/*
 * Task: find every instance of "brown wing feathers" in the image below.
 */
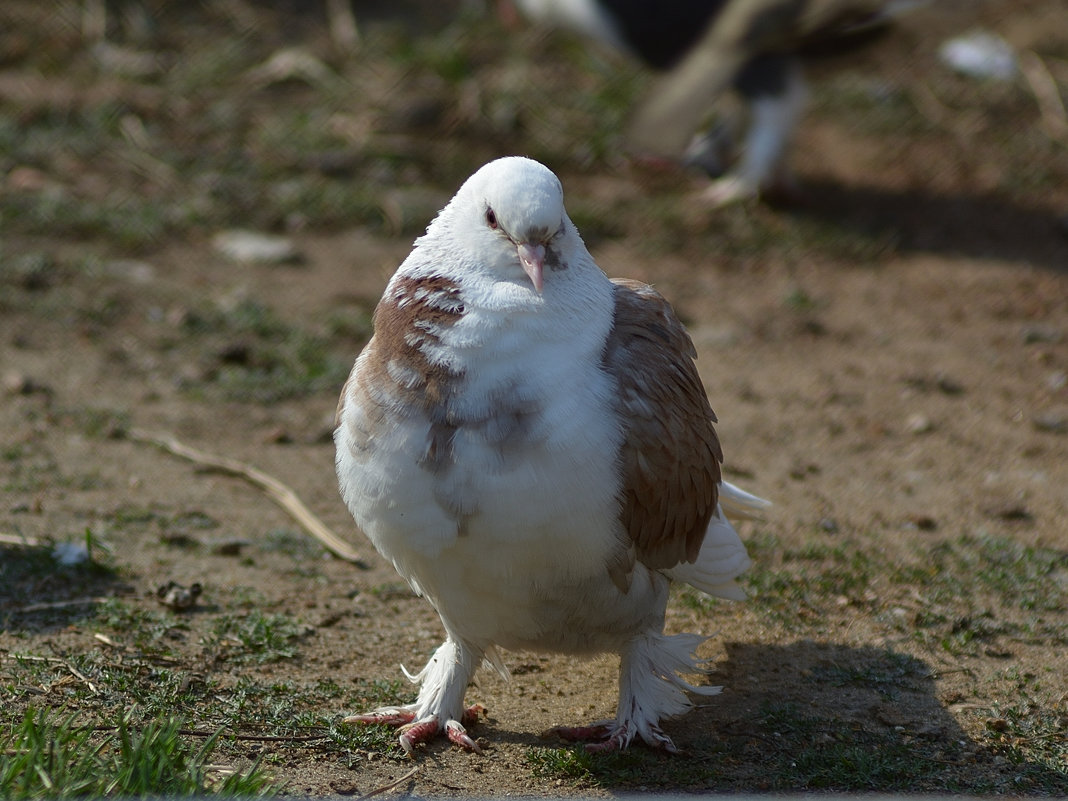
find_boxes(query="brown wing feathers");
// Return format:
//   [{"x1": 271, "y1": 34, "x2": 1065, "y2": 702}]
[{"x1": 604, "y1": 279, "x2": 724, "y2": 571}]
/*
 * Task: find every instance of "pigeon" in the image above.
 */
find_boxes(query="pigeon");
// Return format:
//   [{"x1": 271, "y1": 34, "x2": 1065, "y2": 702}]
[
  {"x1": 334, "y1": 156, "x2": 768, "y2": 754},
  {"x1": 512, "y1": 0, "x2": 921, "y2": 204}
]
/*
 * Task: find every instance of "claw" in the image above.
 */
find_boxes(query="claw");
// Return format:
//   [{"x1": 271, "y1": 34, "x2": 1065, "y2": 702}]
[
  {"x1": 547, "y1": 721, "x2": 679, "y2": 754},
  {"x1": 585, "y1": 731, "x2": 629, "y2": 753},
  {"x1": 445, "y1": 719, "x2": 482, "y2": 753},
  {"x1": 460, "y1": 704, "x2": 486, "y2": 727}
]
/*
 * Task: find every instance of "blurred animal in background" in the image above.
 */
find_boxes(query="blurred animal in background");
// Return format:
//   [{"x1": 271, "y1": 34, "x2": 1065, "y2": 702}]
[{"x1": 511, "y1": 0, "x2": 925, "y2": 205}]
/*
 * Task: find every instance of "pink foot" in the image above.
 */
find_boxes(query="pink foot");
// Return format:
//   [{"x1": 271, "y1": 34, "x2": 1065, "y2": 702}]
[
  {"x1": 546, "y1": 721, "x2": 679, "y2": 754},
  {"x1": 344, "y1": 705, "x2": 486, "y2": 754},
  {"x1": 546, "y1": 722, "x2": 614, "y2": 743}
]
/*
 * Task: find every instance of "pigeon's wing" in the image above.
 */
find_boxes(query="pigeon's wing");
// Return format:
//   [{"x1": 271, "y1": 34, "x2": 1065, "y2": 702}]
[{"x1": 604, "y1": 279, "x2": 723, "y2": 571}]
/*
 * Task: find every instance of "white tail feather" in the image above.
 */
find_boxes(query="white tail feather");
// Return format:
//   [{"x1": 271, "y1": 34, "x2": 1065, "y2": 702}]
[
  {"x1": 720, "y1": 480, "x2": 771, "y2": 519},
  {"x1": 664, "y1": 481, "x2": 768, "y2": 599}
]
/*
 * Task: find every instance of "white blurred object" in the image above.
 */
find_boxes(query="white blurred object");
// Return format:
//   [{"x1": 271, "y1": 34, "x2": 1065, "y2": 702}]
[
  {"x1": 212, "y1": 230, "x2": 300, "y2": 264},
  {"x1": 939, "y1": 30, "x2": 1017, "y2": 80},
  {"x1": 52, "y1": 542, "x2": 90, "y2": 566}
]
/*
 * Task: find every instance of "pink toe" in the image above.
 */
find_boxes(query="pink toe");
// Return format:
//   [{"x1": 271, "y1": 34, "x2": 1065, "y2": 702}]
[
  {"x1": 344, "y1": 709, "x2": 416, "y2": 726},
  {"x1": 445, "y1": 720, "x2": 483, "y2": 753},
  {"x1": 398, "y1": 717, "x2": 440, "y2": 753},
  {"x1": 546, "y1": 723, "x2": 614, "y2": 743}
]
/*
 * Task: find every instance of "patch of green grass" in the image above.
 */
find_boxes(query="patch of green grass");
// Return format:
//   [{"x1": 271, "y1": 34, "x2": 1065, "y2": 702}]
[
  {"x1": 321, "y1": 679, "x2": 413, "y2": 758},
  {"x1": 261, "y1": 528, "x2": 324, "y2": 560},
  {"x1": 981, "y1": 699, "x2": 1068, "y2": 787},
  {"x1": 527, "y1": 746, "x2": 597, "y2": 781},
  {"x1": 755, "y1": 702, "x2": 959, "y2": 792},
  {"x1": 93, "y1": 597, "x2": 166, "y2": 631},
  {"x1": 893, "y1": 534, "x2": 1068, "y2": 612},
  {"x1": 813, "y1": 75, "x2": 930, "y2": 138},
  {"x1": 179, "y1": 297, "x2": 350, "y2": 402},
  {"x1": 329, "y1": 718, "x2": 406, "y2": 758},
  {"x1": 741, "y1": 532, "x2": 878, "y2": 629},
  {"x1": 743, "y1": 530, "x2": 1067, "y2": 651},
  {"x1": 811, "y1": 649, "x2": 928, "y2": 691},
  {"x1": 526, "y1": 745, "x2": 659, "y2": 786},
  {"x1": 0, "y1": 187, "x2": 176, "y2": 250},
  {"x1": 67, "y1": 405, "x2": 131, "y2": 440},
  {"x1": 205, "y1": 611, "x2": 311, "y2": 664},
  {"x1": 90, "y1": 597, "x2": 192, "y2": 660},
  {"x1": 888, "y1": 534, "x2": 1068, "y2": 655},
  {"x1": 0, "y1": 531, "x2": 119, "y2": 629},
  {"x1": 783, "y1": 736, "x2": 940, "y2": 790},
  {"x1": 0, "y1": 708, "x2": 273, "y2": 799}
]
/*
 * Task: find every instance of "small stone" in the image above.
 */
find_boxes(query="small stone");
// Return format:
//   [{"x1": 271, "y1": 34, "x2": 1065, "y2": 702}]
[
  {"x1": 103, "y1": 259, "x2": 156, "y2": 284},
  {"x1": 211, "y1": 539, "x2": 251, "y2": 556},
  {"x1": 1032, "y1": 411, "x2": 1068, "y2": 434},
  {"x1": 983, "y1": 502, "x2": 1033, "y2": 522},
  {"x1": 263, "y1": 426, "x2": 293, "y2": 444},
  {"x1": 1022, "y1": 326, "x2": 1063, "y2": 345},
  {"x1": 91, "y1": 41, "x2": 164, "y2": 78},
  {"x1": 6, "y1": 165, "x2": 50, "y2": 192},
  {"x1": 936, "y1": 374, "x2": 965, "y2": 395},
  {"x1": 905, "y1": 413, "x2": 934, "y2": 434},
  {"x1": 939, "y1": 31, "x2": 1017, "y2": 80},
  {"x1": 3, "y1": 371, "x2": 33, "y2": 395},
  {"x1": 909, "y1": 515, "x2": 938, "y2": 531},
  {"x1": 212, "y1": 229, "x2": 301, "y2": 264},
  {"x1": 328, "y1": 780, "x2": 360, "y2": 796}
]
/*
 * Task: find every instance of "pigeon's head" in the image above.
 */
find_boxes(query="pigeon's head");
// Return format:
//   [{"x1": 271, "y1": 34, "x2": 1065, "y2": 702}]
[{"x1": 435, "y1": 156, "x2": 572, "y2": 294}]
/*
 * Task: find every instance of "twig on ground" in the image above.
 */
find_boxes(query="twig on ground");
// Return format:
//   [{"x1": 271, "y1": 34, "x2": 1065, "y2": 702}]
[
  {"x1": 11, "y1": 598, "x2": 108, "y2": 614},
  {"x1": 355, "y1": 765, "x2": 421, "y2": 801},
  {"x1": 178, "y1": 729, "x2": 330, "y2": 743},
  {"x1": 83, "y1": 724, "x2": 331, "y2": 743},
  {"x1": 0, "y1": 533, "x2": 42, "y2": 547},
  {"x1": 5, "y1": 654, "x2": 100, "y2": 693},
  {"x1": 127, "y1": 428, "x2": 366, "y2": 565}
]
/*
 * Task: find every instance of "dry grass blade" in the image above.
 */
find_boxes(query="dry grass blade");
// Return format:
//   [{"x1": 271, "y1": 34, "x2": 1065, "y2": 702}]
[
  {"x1": 127, "y1": 428, "x2": 366, "y2": 565},
  {"x1": 0, "y1": 533, "x2": 42, "y2": 547},
  {"x1": 1019, "y1": 50, "x2": 1068, "y2": 145}
]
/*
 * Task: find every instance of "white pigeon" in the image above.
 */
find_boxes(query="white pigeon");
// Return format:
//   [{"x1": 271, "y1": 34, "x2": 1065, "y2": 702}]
[{"x1": 334, "y1": 156, "x2": 768, "y2": 754}]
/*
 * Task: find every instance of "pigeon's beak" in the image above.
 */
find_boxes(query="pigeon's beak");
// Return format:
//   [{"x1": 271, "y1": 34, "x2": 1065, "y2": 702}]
[{"x1": 517, "y1": 242, "x2": 545, "y2": 293}]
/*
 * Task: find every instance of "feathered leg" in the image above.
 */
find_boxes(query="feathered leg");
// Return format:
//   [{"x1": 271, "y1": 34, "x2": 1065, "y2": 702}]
[
  {"x1": 704, "y1": 56, "x2": 807, "y2": 206},
  {"x1": 345, "y1": 638, "x2": 484, "y2": 753},
  {"x1": 548, "y1": 631, "x2": 720, "y2": 752}
]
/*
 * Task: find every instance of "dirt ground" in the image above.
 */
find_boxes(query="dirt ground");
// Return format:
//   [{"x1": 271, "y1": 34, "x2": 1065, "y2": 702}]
[{"x1": 1, "y1": 0, "x2": 1067, "y2": 797}]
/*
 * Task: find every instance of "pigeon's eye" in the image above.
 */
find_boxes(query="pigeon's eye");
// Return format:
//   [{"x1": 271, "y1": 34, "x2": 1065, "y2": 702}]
[{"x1": 485, "y1": 208, "x2": 498, "y2": 230}]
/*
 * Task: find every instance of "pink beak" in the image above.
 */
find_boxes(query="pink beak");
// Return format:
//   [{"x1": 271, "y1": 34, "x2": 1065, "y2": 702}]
[{"x1": 517, "y1": 242, "x2": 545, "y2": 293}]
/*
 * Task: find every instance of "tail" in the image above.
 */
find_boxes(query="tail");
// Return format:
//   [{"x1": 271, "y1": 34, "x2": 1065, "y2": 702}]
[
  {"x1": 664, "y1": 481, "x2": 770, "y2": 600},
  {"x1": 720, "y1": 480, "x2": 772, "y2": 520}
]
